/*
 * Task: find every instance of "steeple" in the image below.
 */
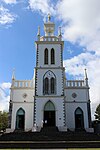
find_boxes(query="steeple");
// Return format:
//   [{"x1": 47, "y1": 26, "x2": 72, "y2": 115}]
[
  {"x1": 44, "y1": 14, "x2": 55, "y2": 36},
  {"x1": 12, "y1": 68, "x2": 15, "y2": 80},
  {"x1": 37, "y1": 26, "x2": 40, "y2": 41},
  {"x1": 11, "y1": 68, "x2": 15, "y2": 87},
  {"x1": 85, "y1": 68, "x2": 88, "y2": 86},
  {"x1": 58, "y1": 27, "x2": 62, "y2": 41},
  {"x1": 58, "y1": 27, "x2": 62, "y2": 36}
]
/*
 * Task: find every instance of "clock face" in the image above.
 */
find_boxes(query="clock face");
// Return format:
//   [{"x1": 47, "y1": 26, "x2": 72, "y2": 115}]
[
  {"x1": 23, "y1": 93, "x2": 27, "y2": 98},
  {"x1": 72, "y1": 93, "x2": 77, "y2": 98}
]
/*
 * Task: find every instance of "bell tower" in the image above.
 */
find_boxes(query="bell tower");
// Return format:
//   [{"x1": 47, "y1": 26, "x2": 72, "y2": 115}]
[
  {"x1": 44, "y1": 14, "x2": 55, "y2": 36},
  {"x1": 34, "y1": 14, "x2": 67, "y2": 131}
]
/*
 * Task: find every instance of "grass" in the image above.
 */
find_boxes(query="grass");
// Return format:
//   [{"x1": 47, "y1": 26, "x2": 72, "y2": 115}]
[
  {"x1": 68, "y1": 149, "x2": 100, "y2": 150},
  {"x1": 0, "y1": 148, "x2": 100, "y2": 150}
]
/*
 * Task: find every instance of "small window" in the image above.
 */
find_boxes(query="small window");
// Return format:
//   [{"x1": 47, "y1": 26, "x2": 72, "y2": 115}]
[
  {"x1": 51, "y1": 48, "x2": 55, "y2": 64},
  {"x1": 51, "y1": 77, "x2": 55, "y2": 94},
  {"x1": 44, "y1": 48, "x2": 48, "y2": 64},
  {"x1": 44, "y1": 77, "x2": 49, "y2": 94}
]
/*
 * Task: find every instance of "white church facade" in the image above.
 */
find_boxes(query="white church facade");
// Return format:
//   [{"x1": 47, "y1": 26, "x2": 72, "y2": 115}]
[{"x1": 8, "y1": 15, "x2": 93, "y2": 132}]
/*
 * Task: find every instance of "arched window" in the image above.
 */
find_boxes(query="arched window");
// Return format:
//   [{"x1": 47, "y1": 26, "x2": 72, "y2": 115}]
[
  {"x1": 44, "y1": 77, "x2": 49, "y2": 94},
  {"x1": 75, "y1": 107, "x2": 84, "y2": 129},
  {"x1": 51, "y1": 48, "x2": 55, "y2": 64},
  {"x1": 44, "y1": 101, "x2": 55, "y2": 111},
  {"x1": 43, "y1": 71, "x2": 56, "y2": 95},
  {"x1": 44, "y1": 48, "x2": 48, "y2": 64},
  {"x1": 16, "y1": 108, "x2": 25, "y2": 130},
  {"x1": 51, "y1": 77, "x2": 55, "y2": 94}
]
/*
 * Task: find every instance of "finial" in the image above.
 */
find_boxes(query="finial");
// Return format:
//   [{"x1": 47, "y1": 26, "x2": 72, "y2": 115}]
[
  {"x1": 12, "y1": 68, "x2": 15, "y2": 80},
  {"x1": 85, "y1": 68, "x2": 88, "y2": 86},
  {"x1": 48, "y1": 13, "x2": 51, "y2": 22},
  {"x1": 58, "y1": 27, "x2": 62, "y2": 36},
  {"x1": 37, "y1": 26, "x2": 40, "y2": 41},
  {"x1": 37, "y1": 26, "x2": 40, "y2": 36},
  {"x1": 85, "y1": 68, "x2": 88, "y2": 79}
]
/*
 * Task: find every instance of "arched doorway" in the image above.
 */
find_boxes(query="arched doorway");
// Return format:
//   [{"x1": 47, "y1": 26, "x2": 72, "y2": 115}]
[
  {"x1": 44, "y1": 101, "x2": 56, "y2": 127},
  {"x1": 16, "y1": 108, "x2": 25, "y2": 130},
  {"x1": 75, "y1": 107, "x2": 84, "y2": 129}
]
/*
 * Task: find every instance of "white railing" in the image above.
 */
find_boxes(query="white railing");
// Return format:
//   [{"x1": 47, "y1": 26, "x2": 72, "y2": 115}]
[
  {"x1": 67, "y1": 80, "x2": 85, "y2": 87},
  {"x1": 12, "y1": 80, "x2": 33, "y2": 88},
  {"x1": 40, "y1": 36, "x2": 61, "y2": 42}
]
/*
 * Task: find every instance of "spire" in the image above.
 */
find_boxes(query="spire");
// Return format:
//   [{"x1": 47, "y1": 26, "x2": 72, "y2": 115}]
[
  {"x1": 12, "y1": 68, "x2": 15, "y2": 80},
  {"x1": 37, "y1": 26, "x2": 40, "y2": 41},
  {"x1": 11, "y1": 68, "x2": 15, "y2": 87},
  {"x1": 85, "y1": 68, "x2": 88, "y2": 86},
  {"x1": 58, "y1": 26, "x2": 62, "y2": 41},
  {"x1": 37, "y1": 26, "x2": 40, "y2": 36},
  {"x1": 58, "y1": 27, "x2": 62, "y2": 36},
  {"x1": 85, "y1": 68, "x2": 88, "y2": 79}
]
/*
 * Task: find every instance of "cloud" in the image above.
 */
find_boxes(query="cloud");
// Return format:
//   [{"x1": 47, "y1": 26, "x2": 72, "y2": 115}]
[
  {"x1": 56, "y1": 0, "x2": 100, "y2": 119},
  {"x1": 28, "y1": 0, "x2": 55, "y2": 16},
  {"x1": 0, "y1": 5, "x2": 17, "y2": 25},
  {"x1": 0, "y1": 82, "x2": 11, "y2": 112},
  {"x1": 1, "y1": 82, "x2": 11, "y2": 89},
  {"x1": 64, "y1": 52, "x2": 100, "y2": 119},
  {"x1": 2, "y1": 0, "x2": 17, "y2": 4},
  {"x1": 67, "y1": 48, "x2": 74, "y2": 55},
  {"x1": 57, "y1": 0, "x2": 100, "y2": 54}
]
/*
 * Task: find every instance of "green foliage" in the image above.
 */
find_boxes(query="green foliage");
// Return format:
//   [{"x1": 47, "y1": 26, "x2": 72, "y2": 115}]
[
  {"x1": 95, "y1": 104, "x2": 100, "y2": 120},
  {"x1": 0, "y1": 111, "x2": 8, "y2": 131}
]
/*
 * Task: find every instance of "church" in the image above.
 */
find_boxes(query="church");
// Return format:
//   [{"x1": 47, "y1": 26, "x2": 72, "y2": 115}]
[{"x1": 8, "y1": 15, "x2": 93, "y2": 132}]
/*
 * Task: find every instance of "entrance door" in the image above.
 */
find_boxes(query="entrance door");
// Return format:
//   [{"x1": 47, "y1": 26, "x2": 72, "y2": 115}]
[
  {"x1": 44, "y1": 110, "x2": 55, "y2": 126},
  {"x1": 16, "y1": 108, "x2": 25, "y2": 130},
  {"x1": 44, "y1": 101, "x2": 56, "y2": 127},
  {"x1": 75, "y1": 107, "x2": 84, "y2": 129}
]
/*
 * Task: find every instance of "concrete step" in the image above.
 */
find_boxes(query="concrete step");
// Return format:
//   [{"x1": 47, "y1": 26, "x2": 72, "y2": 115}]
[
  {"x1": 40, "y1": 126, "x2": 59, "y2": 133},
  {"x1": 0, "y1": 131, "x2": 100, "y2": 141}
]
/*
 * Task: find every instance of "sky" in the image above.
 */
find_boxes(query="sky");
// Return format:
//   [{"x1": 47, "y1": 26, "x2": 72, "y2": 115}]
[{"x1": 0, "y1": 0, "x2": 100, "y2": 120}]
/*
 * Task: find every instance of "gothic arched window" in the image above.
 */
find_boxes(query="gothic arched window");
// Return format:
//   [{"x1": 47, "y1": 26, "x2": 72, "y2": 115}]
[
  {"x1": 51, "y1": 77, "x2": 55, "y2": 94},
  {"x1": 43, "y1": 71, "x2": 56, "y2": 95},
  {"x1": 75, "y1": 107, "x2": 84, "y2": 129},
  {"x1": 16, "y1": 108, "x2": 25, "y2": 130},
  {"x1": 44, "y1": 48, "x2": 48, "y2": 64},
  {"x1": 44, "y1": 77, "x2": 49, "y2": 94},
  {"x1": 51, "y1": 48, "x2": 55, "y2": 64}
]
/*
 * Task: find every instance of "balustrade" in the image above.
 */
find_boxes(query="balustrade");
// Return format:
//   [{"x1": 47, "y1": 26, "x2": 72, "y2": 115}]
[
  {"x1": 67, "y1": 80, "x2": 85, "y2": 87},
  {"x1": 40, "y1": 36, "x2": 61, "y2": 42},
  {"x1": 12, "y1": 80, "x2": 33, "y2": 88}
]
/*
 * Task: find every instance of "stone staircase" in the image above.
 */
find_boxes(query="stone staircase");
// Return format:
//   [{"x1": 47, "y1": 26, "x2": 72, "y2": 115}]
[
  {"x1": 40, "y1": 126, "x2": 59, "y2": 133},
  {"x1": 0, "y1": 130, "x2": 100, "y2": 148}
]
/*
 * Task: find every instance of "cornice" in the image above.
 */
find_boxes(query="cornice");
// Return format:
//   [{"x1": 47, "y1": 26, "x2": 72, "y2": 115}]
[
  {"x1": 35, "y1": 66, "x2": 65, "y2": 70},
  {"x1": 12, "y1": 101, "x2": 34, "y2": 103},
  {"x1": 35, "y1": 41, "x2": 64, "y2": 45},
  {"x1": 65, "y1": 87, "x2": 90, "y2": 89},
  {"x1": 34, "y1": 95, "x2": 64, "y2": 98},
  {"x1": 65, "y1": 101, "x2": 89, "y2": 103},
  {"x1": 10, "y1": 87, "x2": 34, "y2": 90}
]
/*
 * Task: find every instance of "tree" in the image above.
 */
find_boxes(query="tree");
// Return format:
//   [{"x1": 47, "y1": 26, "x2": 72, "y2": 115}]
[
  {"x1": 95, "y1": 104, "x2": 100, "y2": 120},
  {"x1": 0, "y1": 111, "x2": 8, "y2": 131}
]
